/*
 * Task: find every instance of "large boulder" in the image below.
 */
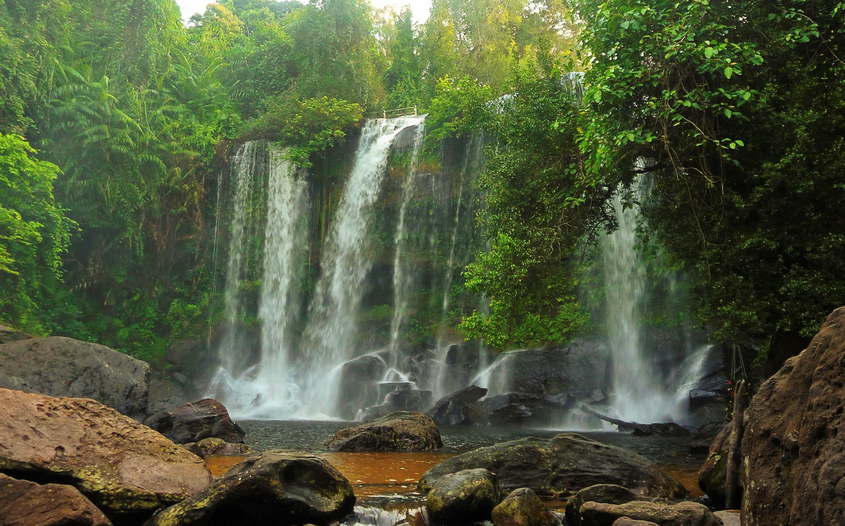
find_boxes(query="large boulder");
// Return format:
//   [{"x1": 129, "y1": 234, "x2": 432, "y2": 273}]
[
  {"x1": 697, "y1": 424, "x2": 731, "y2": 508},
  {"x1": 0, "y1": 473, "x2": 112, "y2": 526},
  {"x1": 0, "y1": 336, "x2": 150, "y2": 419},
  {"x1": 426, "y1": 468, "x2": 500, "y2": 525},
  {"x1": 419, "y1": 434, "x2": 686, "y2": 500},
  {"x1": 492, "y1": 488, "x2": 555, "y2": 526},
  {"x1": 578, "y1": 501, "x2": 722, "y2": 526},
  {"x1": 337, "y1": 353, "x2": 388, "y2": 420},
  {"x1": 483, "y1": 340, "x2": 610, "y2": 397},
  {"x1": 0, "y1": 388, "x2": 213, "y2": 519},
  {"x1": 426, "y1": 385, "x2": 488, "y2": 426},
  {"x1": 478, "y1": 393, "x2": 569, "y2": 426},
  {"x1": 326, "y1": 411, "x2": 443, "y2": 452},
  {"x1": 145, "y1": 451, "x2": 356, "y2": 526},
  {"x1": 741, "y1": 306, "x2": 845, "y2": 526},
  {"x1": 0, "y1": 324, "x2": 33, "y2": 344},
  {"x1": 145, "y1": 399, "x2": 245, "y2": 444}
]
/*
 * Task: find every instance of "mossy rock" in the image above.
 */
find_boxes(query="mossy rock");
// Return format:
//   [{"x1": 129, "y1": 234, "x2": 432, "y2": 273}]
[
  {"x1": 492, "y1": 488, "x2": 554, "y2": 526},
  {"x1": 427, "y1": 468, "x2": 500, "y2": 525}
]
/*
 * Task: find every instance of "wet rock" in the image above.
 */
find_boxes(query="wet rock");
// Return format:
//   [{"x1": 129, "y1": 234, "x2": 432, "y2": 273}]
[
  {"x1": 485, "y1": 339, "x2": 610, "y2": 397},
  {"x1": 337, "y1": 353, "x2": 388, "y2": 420},
  {"x1": 611, "y1": 520, "x2": 659, "y2": 526},
  {"x1": 0, "y1": 337, "x2": 150, "y2": 419},
  {"x1": 182, "y1": 437, "x2": 252, "y2": 459},
  {"x1": 147, "y1": 376, "x2": 201, "y2": 415},
  {"x1": 327, "y1": 411, "x2": 443, "y2": 452},
  {"x1": 712, "y1": 511, "x2": 740, "y2": 526},
  {"x1": 565, "y1": 485, "x2": 643, "y2": 526},
  {"x1": 579, "y1": 501, "x2": 722, "y2": 526},
  {"x1": 492, "y1": 488, "x2": 554, "y2": 526},
  {"x1": 145, "y1": 398, "x2": 246, "y2": 444},
  {"x1": 426, "y1": 468, "x2": 500, "y2": 525},
  {"x1": 0, "y1": 473, "x2": 112, "y2": 526},
  {"x1": 697, "y1": 424, "x2": 731, "y2": 509},
  {"x1": 0, "y1": 388, "x2": 212, "y2": 519},
  {"x1": 146, "y1": 451, "x2": 355, "y2": 526},
  {"x1": 478, "y1": 393, "x2": 568, "y2": 426},
  {"x1": 426, "y1": 385, "x2": 488, "y2": 426},
  {"x1": 741, "y1": 306, "x2": 845, "y2": 526},
  {"x1": 419, "y1": 434, "x2": 686, "y2": 500}
]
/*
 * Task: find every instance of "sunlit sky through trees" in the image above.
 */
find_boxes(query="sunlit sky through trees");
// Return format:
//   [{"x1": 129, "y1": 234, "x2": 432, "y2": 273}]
[{"x1": 175, "y1": 0, "x2": 433, "y2": 24}]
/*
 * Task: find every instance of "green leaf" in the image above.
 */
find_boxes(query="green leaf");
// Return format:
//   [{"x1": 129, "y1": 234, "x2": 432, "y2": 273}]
[
  {"x1": 704, "y1": 47, "x2": 715, "y2": 59},
  {"x1": 724, "y1": 66, "x2": 733, "y2": 79}
]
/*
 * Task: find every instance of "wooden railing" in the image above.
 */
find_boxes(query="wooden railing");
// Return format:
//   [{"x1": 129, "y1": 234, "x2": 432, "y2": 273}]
[{"x1": 368, "y1": 106, "x2": 419, "y2": 119}]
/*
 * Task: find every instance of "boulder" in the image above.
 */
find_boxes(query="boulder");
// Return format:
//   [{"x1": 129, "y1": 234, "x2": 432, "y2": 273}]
[
  {"x1": 697, "y1": 424, "x2": 731, "y2": 508},
  {"x1": 612, "y1": 520, "x2": 659, "y2": 526},
  {"x1": 419, "y1": 434, "x2": 686, "y2": 500},
  {"x1": 145, "y1": 399, "x2": 246, "y2": 444},
  {"x1": 741, "y1": 306, "x2": 845, "y2": 526},
  {"x1": 712, "y1": 511, "x2": 740, "y2": 526},
  {"x1": 145, "y1": 451, "x2": 355, "y2": 526},
  {"x1": 426, "y1": 468, "x2": 500, "y2": 525},
  {"x1": 189, "y1": 437, "x2": 252, "y2": 458},
  {"x1": 0, "y1": 473, "x2": 112, "y2": 526},
  {"x1": 483, "y1": 340, "x2": 610, "y2": 397},
  {"x1": 0, "y1": 337, "x2": 150, "y2": 419},
  {"x1": 565, "y1": 485, "x2": 643, "y2": 526},
  {"x1": 337, "y1": 353, "x2": 388, "y2": 420},
  {"x1": 492, "y1": 488, "x2": 555, "y2": 526},
  {"x1": 578, "y1": 501, "x2": 722, "y2": 526},
  {"x1": 326, "y1": 411, "x2": 443, "y2": 452},
  {"x1": 479, "y1": 393, "x2": 569, "y2": 426},
  {"x1": 0, "y1": 388, "x2": 213, "y2": 519},
  {"x1": 426, "y1": 385, "x2": 488, "y2": 426},
  {"x1": 147, "y1": 376, "x2": 201, "y2": 415}
]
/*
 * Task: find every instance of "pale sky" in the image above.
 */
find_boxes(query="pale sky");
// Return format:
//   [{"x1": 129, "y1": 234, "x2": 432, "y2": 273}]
[{"x1": 175, "y1": 0, "x2": 432, "y2": 24}]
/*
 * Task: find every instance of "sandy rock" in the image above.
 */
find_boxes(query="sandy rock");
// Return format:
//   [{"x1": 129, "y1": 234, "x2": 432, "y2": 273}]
[
  {"x1": 145, "y1": 451, "x2": 355, "y2": 526},
  {"x1": 326, "y1": 411, "x2": 443, "y2": 452},
  {"x1": 612, "y1": 520, "x2": 659, "y2": 526},
  {"x1": 0, "y1": 473, "x2": 112, "y2": 526},
  {"x1": 741, "y1": 307, "x2": 845, "y2": 526},
  {"x1": 579, "y1": 501, "x2": 722, "y2": 526},
  {"x1": 491, "y1": 488, "x2": 554, "y2": 526},
  {"x1": 0, "y1": 388, "x2": 212, "y2": 518},
  {"x1": 0, "y1": 337, "x2": 149, "y2": 419},
  {"x1": 565, "y1": 485, "x2": 644, "y2": 526},
  {"x1": 419, "y1": 434, "x2": 686, "y2": 500},
  {"x1": 426, "y1": 468, "x2": 500, "y2": 525}
]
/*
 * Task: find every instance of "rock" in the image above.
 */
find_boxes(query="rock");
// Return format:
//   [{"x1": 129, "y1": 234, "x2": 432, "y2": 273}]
[
  {"x1": 326, "y1": 411, "x2": 443, "y2": 452},
  {"x1": 165, "y1": 339, "x2": 205, "y2": 372},
  {"x1": 479, "y1": 393, "x2": 568, "y2": 426},
  {"x1": 0, "y1": 324, "x2": 34, "y2": 344},
  {"x1": 0, "y1": 388, "x2": 212, "y2": 519},
  {"x1": 0, "y1": 473, "x2": 112, "y2": 526},
  {"x1": 697, "y1": 424, "x2": 731, "y2": 508},
  {"x1": 146, "y1": 451, "x2": 355, "y2": 526},
  {"x1": 611, "y1": 520, "x2": 659, "y2": 526},
  {"x1": 337, "y1": 353, "x2": 388, "y2": 420},
  {"x1": 713, "y1": 511, "x2": 740, "y2": 526},
  {"x1": 419, "y1": 434, "x2": 686, "y2": 500},
  {"x1": 147, "y1": 376, "x2": 201, "y2": 415},
  {"x1": 426, "y1": 468, "x2": 500, "y2": 525},
  {"x1": 484, "y1": 340, "x2": 610, "y2": 397},
  {"x1": 192, "y1": 437, "x2": 252, "y2": 458},
  {"x1": 741, "y1": 306, "x2": 845, "y2": 526},
  {"x1": 565, "y1": 485, "x2": 643, "y2": 526},
  {"x1": 492, "y1": 488, "x2": 555, "y2": 526},
  {"x1": 579, "y1": 501, "x2": 722, "y2": 526},
  {"x1": 0, "y1": 337, "x2": 150, "y2": 419},
  {"x1": 145, "y1": 398, "x2": 246, "y2": 444},
  {"x1": 426, "y1": 386, "x2": 488, "y2": 426}
]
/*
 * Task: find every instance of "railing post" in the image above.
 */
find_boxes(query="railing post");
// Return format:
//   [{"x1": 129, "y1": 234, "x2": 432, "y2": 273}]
[
  {"x1": 383, "y1": 110, "x2": 387, "y2": 119},
  {"x1": 414, "y1": 105, "x2": 418, "y2": 116}
]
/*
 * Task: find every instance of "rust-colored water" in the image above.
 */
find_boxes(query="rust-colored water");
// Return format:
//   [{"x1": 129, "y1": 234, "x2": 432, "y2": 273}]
[
  {"x1": 207, "y1": 454, "x2": 703, "y2": 501},
  {"x1": 206, "y1": 452, "x2": 455, "y2": 498}
]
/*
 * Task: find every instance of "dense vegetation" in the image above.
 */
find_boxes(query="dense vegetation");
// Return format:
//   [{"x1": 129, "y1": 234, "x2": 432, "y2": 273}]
[{"x1": 1, "y1": 0, "x2": 843, "y2": 367}]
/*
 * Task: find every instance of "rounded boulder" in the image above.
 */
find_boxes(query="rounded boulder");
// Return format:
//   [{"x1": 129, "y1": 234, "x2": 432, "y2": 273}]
[{"x1": 426, "y1": 468, "x2": 501, "y2": 525}]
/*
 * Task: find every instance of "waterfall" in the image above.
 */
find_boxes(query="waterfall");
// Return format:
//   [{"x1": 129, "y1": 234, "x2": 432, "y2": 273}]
[
  {"x1": 388, "y1": 122, "x2": 426, "y2": 353},
  {"x1": 301, "y1": 116, "x2": 424, "y2": 416},
  {"x1": 217, "y1": 142, "x2": 260, "y2": 375},
  {"x1": 253, "y1": 148, "x2": 309, "y2": 415}
]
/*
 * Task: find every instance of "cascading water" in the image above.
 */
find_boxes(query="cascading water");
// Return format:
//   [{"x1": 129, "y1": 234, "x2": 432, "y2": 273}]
[
  {"x1": 301, "y1": 116, "x2": 424, "y2": 416},
  {"x1": 388, "y1": 122, "x2": 426, "y2": 353}
]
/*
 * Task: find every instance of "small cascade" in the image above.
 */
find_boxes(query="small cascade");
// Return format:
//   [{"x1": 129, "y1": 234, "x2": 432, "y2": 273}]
[
  {"x1": 388, "y1": 122, "x2": 426, "y2": 353},
  {"x1": 301, "y1": 116, "x2": 424, "y2": 416}
]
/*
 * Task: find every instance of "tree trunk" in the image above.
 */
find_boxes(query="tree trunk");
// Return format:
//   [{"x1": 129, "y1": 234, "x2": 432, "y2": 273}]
[{"x1": 726, "y1": 379, "x2": 746, "y2": 509}]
